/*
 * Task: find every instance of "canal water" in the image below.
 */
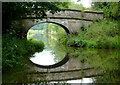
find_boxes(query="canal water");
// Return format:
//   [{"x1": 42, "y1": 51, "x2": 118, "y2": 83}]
[
  {"x1": 27, "y1": 27, "x2": 119, "y2": 83},
  {"x1": 2, "y1": 24, "x2": 120, "y2": 84},
  {"x1": 27, "y1": 29, "x2": 98, "y2": 83}
]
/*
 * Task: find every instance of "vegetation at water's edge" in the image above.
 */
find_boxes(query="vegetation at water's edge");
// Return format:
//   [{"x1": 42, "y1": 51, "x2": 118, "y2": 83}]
[
  {"x1": 68, "y1": 47, "x2": 120, "y2": 83},
  {"x1": 27, "y1": 23, "x2": 67, "y2": 63},
  {"x1": 67, "y1": 20, "x2": 119, "y2": 49},
  {"x1": 66, "y1": 2, "x2": 120, "y2": 49},
  {"x1": 27, "y1": 23, "x2": 67, "y2": 45},
  {"x1": 2, "y1": 34, "x2": 44, "y2": 72},
  {"x1": 2, "y1": 2, "x2": 69, "y2": 73}
]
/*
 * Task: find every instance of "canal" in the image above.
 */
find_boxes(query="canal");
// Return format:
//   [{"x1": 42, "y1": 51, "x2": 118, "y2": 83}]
[{"x1": 2, "y1": 23, "x2": 120, "y2": 83}]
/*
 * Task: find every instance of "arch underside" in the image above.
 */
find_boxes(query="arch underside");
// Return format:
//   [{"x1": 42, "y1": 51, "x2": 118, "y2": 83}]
[
  {"x1": 25, "y1": 18, "x2": 93, "y2": 35},
  {"x1": 21, "y1": 19, "x2": 70, "y2": 38},
  {"x1": 30, "y1": 19, "x2": 70, "y2": 34},
  {"x1": 38, "y1": 21, "x2": 70, "y2": 34},
  {"x1": 15, "y1": 18, "x2": 93, "y2": 38}
]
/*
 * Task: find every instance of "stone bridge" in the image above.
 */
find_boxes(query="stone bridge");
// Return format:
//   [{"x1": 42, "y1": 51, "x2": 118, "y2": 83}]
[{"x1": 12, "y1": 9, "x2": 104, "y2": 37}]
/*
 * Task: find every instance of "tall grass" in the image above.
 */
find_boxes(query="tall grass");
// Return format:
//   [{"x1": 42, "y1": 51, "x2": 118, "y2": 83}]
[
  {"x1": 2, "y1": 34, "x2": 44, "y2": 72},
  {"x1": 67, "y1": 20, "x2": 119, "y2": 49}
]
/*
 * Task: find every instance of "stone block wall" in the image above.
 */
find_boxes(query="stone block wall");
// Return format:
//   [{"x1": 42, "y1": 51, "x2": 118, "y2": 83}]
[
  {"x1": 13, "y1": 9, "x2": 104, "y2": 36},
  {"x1": 46, "y1": 9, "x2": 104, "y2": 20}
]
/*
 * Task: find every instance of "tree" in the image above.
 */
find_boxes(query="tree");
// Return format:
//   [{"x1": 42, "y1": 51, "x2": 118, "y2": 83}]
[
  {"x1": 2, "y1": 2, "x2": 69, "y2": 35},
  {"x1": 92, "y1": 2, "x2": 120, "y2": 20},
  {"x1": 68, "y1": 1, "x2": 85, "y2": 10}
]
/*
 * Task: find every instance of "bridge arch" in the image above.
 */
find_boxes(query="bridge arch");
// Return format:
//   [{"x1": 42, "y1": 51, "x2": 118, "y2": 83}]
[
  {"x1": 23, "y1": 19, "x2": 70, "y2": 39},
  {"x1": 31, "y1": 21, "x2": 70, "y2": 34},
  {"x1": 27, "y1": 21, "x2": 70, "y2": 68},
  {"x1": 12, "y1": 9, "x2": 103, "y2": 38}
]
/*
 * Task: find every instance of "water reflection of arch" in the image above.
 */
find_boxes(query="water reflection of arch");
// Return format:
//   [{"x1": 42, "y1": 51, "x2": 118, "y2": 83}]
[{"x1": 30, "y1": 52, "x2": 69, "y2": 68}]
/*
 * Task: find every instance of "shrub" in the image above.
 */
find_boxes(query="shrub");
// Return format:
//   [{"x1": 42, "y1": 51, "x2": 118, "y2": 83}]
[
  {"x1": 67, "y1": 20, "x2": 119, "y2": 49},
  {"x1": 2, "y1": 34, "x2": 44, "y2": 72}
]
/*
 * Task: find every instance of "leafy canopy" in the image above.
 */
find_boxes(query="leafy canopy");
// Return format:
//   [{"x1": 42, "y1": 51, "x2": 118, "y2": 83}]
[
  {"x1": 92, "y1": 2, "x2": 120, "y2": 20},
  {"x1": 2, "y1": 2, "x2": 69, "y2": 34}
]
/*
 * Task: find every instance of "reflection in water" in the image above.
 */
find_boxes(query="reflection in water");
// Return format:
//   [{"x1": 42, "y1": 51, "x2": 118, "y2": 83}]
[
  {"x1": 3, "y1": 46, "x2": 119, "y2": 83},
  {"x1": 28, "y1": 23, "x2": 67, "y2": 66},
  {"x1": 51, "y1": 78, "x2": 95, "y2": 83},
  {"x1": 66, "y1": 78, "x2": 94, "y2": 83},
  {"x1": 27, "y1": 23, "x2": 120, "y2": 83},
  {"x1": 3, "y1": 23, "x2": 120, "y2": 83},
  {"x1": 30, "y1": 50, "x2": 55, "y2": 65},
  {"x1": 67, "y1": 47, "x2": 120, "y2": 83}
]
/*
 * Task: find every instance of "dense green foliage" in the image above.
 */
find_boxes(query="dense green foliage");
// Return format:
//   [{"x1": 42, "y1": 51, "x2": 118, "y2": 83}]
[
  {"x1": 2, "y1": 2, "x2": 69, "y2": 72},
  {"x1": 2, "y1": 34, "x2": 44, "y2": 72},
  {"x1": 92, "y1": 2, "x2": 120, "y2": 20},
  {"x1": 2, "y1": 1, "x2": 120, "y2": 83},
  {"x1": 66, "y1": 2, "x2": 120, "y2": 49},
  {"x1": 68, "y1": 2, "x2": 85, "y2": 10},
  {"x1": 67, "y1": 20, "x2": 119, "y2": 49}
]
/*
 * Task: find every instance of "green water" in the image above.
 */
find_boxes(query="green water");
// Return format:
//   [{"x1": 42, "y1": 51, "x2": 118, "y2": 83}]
[
  {"x1": 3, "y1": 46, "x2": 120, "y2": 83},
  {"x1": 2, "y1": 25, "x2": 120, "y2": 83}
]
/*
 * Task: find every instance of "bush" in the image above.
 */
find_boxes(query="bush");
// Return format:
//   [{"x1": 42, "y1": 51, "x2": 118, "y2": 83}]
[
  {"x1": 92, "y1": 2, "x2": 120, "y2": 20},
  {"x1": 67, "y1": 20, "x2": 119, "y2": 49},
  {"x1": 2, "y1": 34, "x2": 44, "y2": 72}
]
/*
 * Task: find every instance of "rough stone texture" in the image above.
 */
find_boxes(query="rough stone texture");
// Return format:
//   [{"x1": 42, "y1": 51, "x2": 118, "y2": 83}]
[
  {"x1": 12, "y1": 9, "x2": 104, "y2": 36},
  {"x1": 83, "y1": 13, "x2": 103, "y2": 19},
  {"x1": 27, "y1": 56, "x2": 103, "y2": 82},
  {"x1": 82, "y1": 21, "x2": 93, "y2": 27},
  {"x1": 46, "y1": 10, "x2": 103, "y2": 19},
  {"x1": 46, "y1": 10, "x2": 82, "y2": 18},
  {"x1": 27, "y1": 69, "x2": 103, "y2": 82}
]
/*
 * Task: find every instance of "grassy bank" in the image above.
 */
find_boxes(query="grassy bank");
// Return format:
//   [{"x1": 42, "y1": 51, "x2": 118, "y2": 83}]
[
  {"x1": 67, "y1": 20, "x2": 119, "y2": 49},
  {"x1": 2, "y1": 34, "x2": 44, "y2": 72}
]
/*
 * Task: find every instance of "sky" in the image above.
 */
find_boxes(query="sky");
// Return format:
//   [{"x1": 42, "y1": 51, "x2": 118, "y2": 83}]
[{"x1": 72, "y1": 0, "x2": 92, "y2": 8}]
